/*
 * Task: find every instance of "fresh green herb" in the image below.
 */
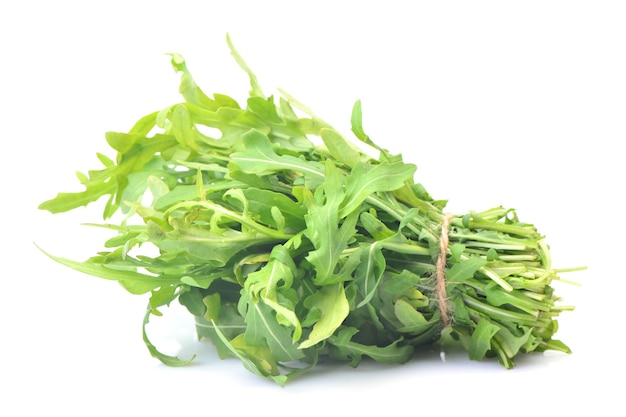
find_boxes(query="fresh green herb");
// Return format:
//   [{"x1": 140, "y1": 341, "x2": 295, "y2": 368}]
[{"x1": 38, "y1": 35, "x2": 583, "y2": 386}]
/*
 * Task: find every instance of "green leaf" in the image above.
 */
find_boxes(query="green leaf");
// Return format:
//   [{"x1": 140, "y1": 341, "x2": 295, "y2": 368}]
[
  {"x1": 230, "y1": 129, "x2": 324, "y2": 187},
  {"x1": 226, "y1": 34, "x2": 265, "y2": 98},
  {"x1": 147, "y1": 220, "x2": 278, "y2": 267},
  {"x1": 383, "y1": 270, "x2": 423, "y2": 295},
  {"x1": 350, "y1": 100, "x2": 388, "y2": 158},
  {"x1": 469, "y1": 317, "x2": 500, "y2": 361},
  {"x1": 484, "y1": 282, "x2": 547, "y2": 316},
  {"x1": 39, "y1": 132, "x2": 178, "y2": 218},
  {"x1": 393, "y1": 298, "x2": 431, "y2": 334},
  {"x1": 304, "y1": 162, "x2": 359, "y2": 285},
  {"x1": 142, "y1": 294, "x2": 195, "y2": 367},
  {"x1": 493, "y1": 325, "x2": 533, "y2": 359},
  {"x1": 486, "y1": 248, "x2": 499, "y2": 261},
  {"x1": 202, "y1": 293, "x2": 221, "y2": 321},
  {"x1": 149, "y1": 285, "x2": 176, "y2": 316},
  {"x1": 340, "y1": 160, "x2": 416, "y2": 217},
  {"x1": 242, "y1": 296, "x2": 305, "y2": 362},
  {"x1": 359, "y1": 211, "x2": 396, "y2": 240},
  {"x1": 320, "y1": 128, "x2": 362, "y2": 168},
  {"x1": 305, "y1": 210, "x2": 359, "y2": 285},
  {"x1": 209, "y1": 322, "x2": 288, "y2": 386},
  {"x1": 350, "y1": 100, "x2": 369, "y2": 142},
  {"x1": 170, "y1": 104, "x2": 197, "y2": 149},
  {"x1": 38, "y1": 180, "x2": 117, "y2": 214},
  {"x1": 168, "y1": 53, "x2": 221, "y2": 110},
  {"x1": 247, "y1": 96, "x2": 283, "y2": 124},
  {"x1": 105, "y1": 131, "x2": 141, "y2": 153},
  {"x1": 299, "y1": 283, "x2": 350, "y2": 349},
  {"x1": 449, "y1": 243, "x2": 465, "y2": 263},
  {"x1": 355, "y1": 243, "x2": 386, "y2": 308},
  {"x1": 128, "y1": 111, "x2": 159, "y2": 136},
  {"x1": 36, "y1": 244, "x2": 180, "y2": 294},
  {"x1": 243, "y1": 245, "x2": 303, "y2": 341},
  {"x1": 330, "y1": 327, "x2": 414, "y2": 366},
  {"x1": 446, "y1": 256, "x2": 488, "y2": 283},
  {"x1": 178, "y1": 287, "x2": 206, "y2": 317},
  {"x1": 225, "y1": 188, "x2": 307, "y2": 232},
  {"x1": 194, "y1": 303, "x2": 247, "y2": 356},
  {"x1": 245, "y1": 245, "x2": 295, "y2": 300},
  {"x1": 453, "y1": 296, "x2": 471, "y2": 324}
]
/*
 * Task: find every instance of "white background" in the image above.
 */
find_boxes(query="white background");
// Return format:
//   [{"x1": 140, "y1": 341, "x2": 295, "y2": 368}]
[{"x1": 1, "y1": 1, "x2": 623, "y2": 415}]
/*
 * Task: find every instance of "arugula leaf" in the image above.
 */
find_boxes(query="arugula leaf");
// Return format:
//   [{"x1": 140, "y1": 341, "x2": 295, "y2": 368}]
[
  {"x1": 446, "y1": 256, "x2": 488, "y2": 283},
  {"x1": 354, "y1": 243, "x2": 386, "y2": 308},
  {"x1": 469, "y1": 317, "x2": 500, "y2": 361},
  {"x1": 244, "y1": 245, "x2": 303, "y2": 341},
  {"x1": 299, "y1": 283, "x2": 350, "y2": 349},
  {"x1": 240, "y1": 295, "x2": 305, "y2": 362},
  {"x1": 304, "y1": 161, "x2": 360, "y2": 285},
  {"x1": 340, "y1": 160, "x2": 416, "y2": 218},
  {"x1": 36, "y1": 244, "x2": 182, "y2": 294},
  {"x1": 143, "y1": 286, "x2": 195, "y2": 366},
  {"x1": 329, "y1": 327, "x2": 414, "y2": 367},
  {"x1": 230, "y1": 129, "x2": 324, "y2": 188},
  {"x1": 320, "y1": 128, "x2": 362, "y2": 168}
]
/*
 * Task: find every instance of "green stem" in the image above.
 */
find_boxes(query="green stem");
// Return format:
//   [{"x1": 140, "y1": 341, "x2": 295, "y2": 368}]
[
  {"x1": 462, "y1": 295, "x2": 540, "y2": 327},
  {"x1": 452, "y1": 218, "x2": 538, "y2": 238}
]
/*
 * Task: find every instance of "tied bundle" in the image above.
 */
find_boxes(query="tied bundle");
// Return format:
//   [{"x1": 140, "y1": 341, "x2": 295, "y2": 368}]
[{"x1": 38, "y1": 36, "x2": 583, "y2": 386}]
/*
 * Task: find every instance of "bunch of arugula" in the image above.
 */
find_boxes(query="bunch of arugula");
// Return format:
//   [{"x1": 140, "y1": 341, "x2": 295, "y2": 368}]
[{"x1": 38, "y1": 37, "x2": 581, "y2": 386}]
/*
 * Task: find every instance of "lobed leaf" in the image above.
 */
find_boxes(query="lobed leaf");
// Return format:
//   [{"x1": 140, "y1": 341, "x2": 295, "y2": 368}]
[
  {"x1": 299, "y1": 283, "x2": 350, "y2": 349},
  {"x1": 241, "y1": 295, "x2": 305, "y2": 362},
  {"x1": 469, "y1": 317, "x2": 500, "y2": 361}
]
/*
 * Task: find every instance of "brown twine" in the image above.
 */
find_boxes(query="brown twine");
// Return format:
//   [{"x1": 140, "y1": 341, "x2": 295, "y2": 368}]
[{"x1": 436, "y1": 213, "x2": 454, "y2": 327}]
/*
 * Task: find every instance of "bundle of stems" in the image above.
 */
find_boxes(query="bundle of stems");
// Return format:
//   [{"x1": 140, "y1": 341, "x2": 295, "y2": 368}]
[{"x1": 38, "y1": 37, "x2": 582, "y2": 385}]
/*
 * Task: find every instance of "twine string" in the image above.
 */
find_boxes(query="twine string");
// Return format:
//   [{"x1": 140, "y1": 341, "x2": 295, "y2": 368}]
[{"x1": 436, "y1": 213, "x2": 454, "y2": 327}]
